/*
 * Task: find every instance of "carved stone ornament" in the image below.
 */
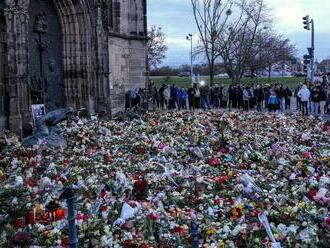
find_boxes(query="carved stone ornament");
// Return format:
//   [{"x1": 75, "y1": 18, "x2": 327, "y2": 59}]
[
  {"x1": 34, "y1": 12, "x2": 48, "y2": 33},
  {"x1": 5, "y1": 0, "x2": 29, "y2": 12}
]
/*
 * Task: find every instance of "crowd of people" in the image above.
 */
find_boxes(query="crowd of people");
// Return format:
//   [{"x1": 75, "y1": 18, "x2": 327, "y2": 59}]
[{"x1": 147, "y1": 80, "x2": 330, "y2": 116}]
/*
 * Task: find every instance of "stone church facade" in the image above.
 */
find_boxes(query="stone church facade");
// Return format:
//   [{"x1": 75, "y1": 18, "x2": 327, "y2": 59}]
[{"x1": 0, "y1": 0, "x2": 148, "y2": 134}]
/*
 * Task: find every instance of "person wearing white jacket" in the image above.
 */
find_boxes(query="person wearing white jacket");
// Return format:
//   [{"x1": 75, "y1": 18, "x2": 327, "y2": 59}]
[
  {"x1": 163, "y1": 85, "x2": 171, "y2": 110},
  {"x1": 297, "y1": 85, "x2": 311, "y2": 115}
]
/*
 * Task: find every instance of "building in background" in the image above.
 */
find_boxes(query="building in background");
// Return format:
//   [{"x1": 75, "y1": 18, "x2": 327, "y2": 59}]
[
  {"x1": 0, "y1": 0, "x2": 148, "y2": 134},
  {"x1": 318, "y1": 59, "x2": 330, "y2": 73}
]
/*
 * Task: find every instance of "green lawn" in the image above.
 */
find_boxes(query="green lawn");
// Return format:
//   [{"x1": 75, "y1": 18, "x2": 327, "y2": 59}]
[{"x1": 151, "y1": 76, "x2": 305, "y2": 89}]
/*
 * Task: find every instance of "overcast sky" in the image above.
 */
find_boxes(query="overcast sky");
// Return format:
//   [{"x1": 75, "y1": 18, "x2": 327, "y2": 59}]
[{"x1": 148, "y1": 0, "x2": 330, "y2": 67}]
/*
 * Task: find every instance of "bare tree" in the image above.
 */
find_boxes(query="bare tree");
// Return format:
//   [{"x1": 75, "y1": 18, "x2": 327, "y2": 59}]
[
  {"x1": 216, "y1": 0, "x2": 270, "y2": 83},
  {"x1": 191, "y1": 0, "x2": 233, "y2": 85},
  {"x1": 262, "y1": 35, "x2": 296, "y2": 81},
  {"x1": 191, "y1": 0, "x2": 270, "y2": 84},
  {"x1": 147, "y1": 26, "x2": 168, "y2": 70}
]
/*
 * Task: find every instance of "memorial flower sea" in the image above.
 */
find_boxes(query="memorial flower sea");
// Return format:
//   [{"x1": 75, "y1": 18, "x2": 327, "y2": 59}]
[{"x1": 0, "y1": 111, "x2": 329, "y2": 247}]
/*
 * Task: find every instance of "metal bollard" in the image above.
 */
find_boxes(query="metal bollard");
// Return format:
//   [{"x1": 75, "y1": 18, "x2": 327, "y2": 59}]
[{"x1": 60, "y1": 187, "x2": 78, "y2": 248}]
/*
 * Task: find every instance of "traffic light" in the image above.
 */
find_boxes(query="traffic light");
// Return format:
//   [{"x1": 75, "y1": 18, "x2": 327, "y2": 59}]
[
  {"x1": 303, "y1": 15, "x2": 310, "y2": 30},
  {"x1": 303, "y1": 57, "x2": 310, "y2": 73},
  {"x1": 303, "y1": 54, "x2": 311, "y2": 60},
  {"x1": 303, "y1": 64, "x2": 308, "y2": 73}
]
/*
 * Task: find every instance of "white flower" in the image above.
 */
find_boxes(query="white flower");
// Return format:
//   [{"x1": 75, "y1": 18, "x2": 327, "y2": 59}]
[{"x1": 11, "y1": 197, "x2": 18, "y2": 205}]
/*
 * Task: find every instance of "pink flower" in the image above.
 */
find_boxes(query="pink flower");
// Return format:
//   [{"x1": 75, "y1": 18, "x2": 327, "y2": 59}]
[
  {"x1": 147, "y1": 212, "x2": 160, "y2": 221},
  {"x1": 158, "y1": 143, "x2": 166, "y2": 150},
  {"x1": 303, "y1": 151, "x2": 311, "y2": 158},
  {"x1": 219, "y1": 147, "x2": 228, "y2": 154},
  {"x1": 207, "y1": 156, "x2": 220, "y2": 167}
]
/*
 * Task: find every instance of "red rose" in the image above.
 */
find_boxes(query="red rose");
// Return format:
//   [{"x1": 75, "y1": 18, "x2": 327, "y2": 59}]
[
  {"x1": 307, "y1": 189, "x2": 317, "y2": 200},
  {"x1": 103, "y1": 153, "x2": 112, "y2": 162},
  {"x1": 62, "y1": 238, "x2": 69, "y2": 246},
  {"x1": 147, "y1": 212, "x2": 160, "y2": 221},
  {"x1": 214, "y1": 197, "x2": 221, "y2": 205},
  {"x1": 100, "y1": 205, "x2": 108, "y2": 212},
  {"x1": 302, "y1": 152, "x2": 311, "y2": 158},
  {"x1": 100, "y1": 190, "x2": 107, "y2": 199},
  {"x1": 218, "y1": 175, "x2": 228, "y2": 184},
  {"x1": 174, "y1": 226, "x2": 185, "y2": 236},
  {"x1": 27, "y1": 179, "x2": 37, "y2": 187},
  {"x1": 136, "y1": 147, "x2": 145, "y2": 154},
  {"x1": 14, "y1": 217, "x2": 25, "y2": 228},
  {"x1": 207, "y1": 156, "x2": 220, "y2": 167},
  {"x1": 325, "y1": 217, "x2": 330, "y2": 226},
  {"x1": 30, "y1": 160, "x2": 38, "y2": 167}
]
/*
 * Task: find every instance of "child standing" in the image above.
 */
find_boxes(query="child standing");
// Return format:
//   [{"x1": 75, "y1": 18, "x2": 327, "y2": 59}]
[{"x1": 268, "y1": 91, "x2": 278, "y2": 112}]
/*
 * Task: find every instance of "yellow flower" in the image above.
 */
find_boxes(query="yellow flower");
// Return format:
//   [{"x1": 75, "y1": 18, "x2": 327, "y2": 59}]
[
  {"x1": 217, "y1": 240, "x2": 225, "y2": 248},
  {"x1": 296, "y1": 161, "x2": 303, "y2": 168},
  {"x1": 206, "y1": 228, "x2": 215, "y2": 236}
]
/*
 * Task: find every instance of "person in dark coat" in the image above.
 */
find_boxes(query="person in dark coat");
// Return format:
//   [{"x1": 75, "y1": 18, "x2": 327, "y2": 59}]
[
  {"x1": 236, "y1": 86, "x2": 243, "y2": 109},
  {"x1": 229, "y1": 85, "x2": 235, "y2": 108},
  {"x1": 187, "y1": 86, "x2": 196, "y2": 110},
  {"x1": 159, "y1": 84, "x2": 166, "y2": 110},
  {"x1": 213, "y1": 85, "x2": 221, "y2": 108},
  {"x1": 194, "y1": 84, "x2": 201, "y2": 109},
  {"x1": 284, "y1": 86, "x2": 292, "y2": 110},
  {"x1": 200, "y1": 85, "x2": 211, "y2": 111},
  {"x1": 255, "y1": 85, "x2": 264, "y2": 112}
]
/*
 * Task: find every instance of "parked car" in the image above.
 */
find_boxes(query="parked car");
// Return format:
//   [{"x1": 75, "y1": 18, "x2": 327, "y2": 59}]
[
  {"x1": 215, "y1": 73, "x2": 229, "y2": 78},
  {"x1": 293, "y1": 72, "x2": 306, "y2": 77},
  {"x1": 178, "y1": 72, "x2": 190, "y2": 77}
]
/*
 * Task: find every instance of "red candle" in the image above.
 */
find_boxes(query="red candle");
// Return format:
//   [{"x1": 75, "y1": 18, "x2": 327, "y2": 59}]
[
  {"x1": 55, "y1": 208, "x2": 65, "y2": 221},
  {"x1": 26, "y1": 209, "x2": 36, "y2": 225},
  {"x1": 14, "y1": 217, "x2": 25, "y2": 228},
  {"x1": 38, "y1": 213, "x2": 50, "y2": 224}
]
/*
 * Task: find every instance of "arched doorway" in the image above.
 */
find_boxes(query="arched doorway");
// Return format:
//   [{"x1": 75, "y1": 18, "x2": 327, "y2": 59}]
[{"x1": 28, "y1": 0, "x2": 64, "y2": 110}]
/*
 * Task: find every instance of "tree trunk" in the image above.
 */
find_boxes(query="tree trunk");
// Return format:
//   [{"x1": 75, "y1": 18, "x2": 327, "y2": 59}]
[
  {"x1": 251, "y1": 69, "x2": 255, "y2": 78},
  {"x1": 268, "y1": 65, "x2": 271, "y2": 83},
  {"x1": 209, "y1": 63, "x2": 214, "y2": 86}
]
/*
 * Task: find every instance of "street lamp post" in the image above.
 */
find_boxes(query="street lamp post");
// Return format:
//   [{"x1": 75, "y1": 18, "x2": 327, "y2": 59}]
[
  {"x1": 186, "y1": 34, "x2": 193, "y2": 85},
  {"x1": 310, "y1": 19, "x2": 315, "y2": 83}
]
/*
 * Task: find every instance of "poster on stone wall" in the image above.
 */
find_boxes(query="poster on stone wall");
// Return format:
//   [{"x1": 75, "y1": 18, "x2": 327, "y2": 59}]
[{"x1": 31, "y1": 104, "x2": 46, "y2": 125}]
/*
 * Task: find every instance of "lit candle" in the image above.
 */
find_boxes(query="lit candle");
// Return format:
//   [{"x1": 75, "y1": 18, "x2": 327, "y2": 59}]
[
  {"x1": 26, "y1": 208, "x2": 36, "y2": 225},
  {"x1": 15, "y1": 217, "x2": 25, "y2": 228},
  {"x1": 55, "y1": 208, "x2": 65, "y2": 221}
]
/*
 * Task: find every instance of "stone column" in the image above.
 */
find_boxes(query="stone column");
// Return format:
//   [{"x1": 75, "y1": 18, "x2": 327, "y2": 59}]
[
  {"x1": 96, "y1": 1, "x2": 111, "y2": 113},
  {"x1": 4, "y1": 0, "x2": 30, "y2": 135}
]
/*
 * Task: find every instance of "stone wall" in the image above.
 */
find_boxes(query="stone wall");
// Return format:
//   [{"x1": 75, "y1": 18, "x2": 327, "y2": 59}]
[
  {"x1": 128, "y1": 39, "x2": 147, "y2": 90},
  {"x1": 108, "y1": 37, "x2": 130, "y2": 89},
  {"x1": 108, "y1": 36, "x2": 146, "y2": 92}
]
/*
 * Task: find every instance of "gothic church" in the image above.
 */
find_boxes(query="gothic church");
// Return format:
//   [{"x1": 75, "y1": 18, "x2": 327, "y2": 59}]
[{"x1": 0, "y1": 0, "x2": 147, "y2": 134}]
